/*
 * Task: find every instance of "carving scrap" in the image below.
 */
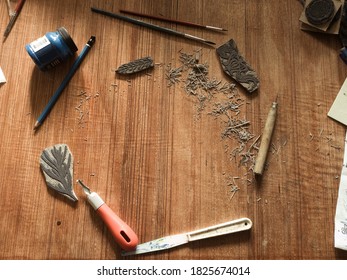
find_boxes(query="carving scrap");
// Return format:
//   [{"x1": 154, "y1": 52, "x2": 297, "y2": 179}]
[
  {"x1": 116, "y1": 56, "x2": 154, "y2": 74},
  {"x1": 40, "y1": 144, "x2": 77, "y2": 202},
  {"x1": 216, "y1": 39, "x2": 259, "y2": 93}
]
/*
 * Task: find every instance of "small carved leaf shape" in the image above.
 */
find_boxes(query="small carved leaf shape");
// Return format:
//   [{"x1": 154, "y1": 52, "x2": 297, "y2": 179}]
[
  {"x1": 116, "y1": 56, "x2": 154, "y2": 75},
  {"x1": 40, "y1": 144, "x2": 78, "y2": 202}
]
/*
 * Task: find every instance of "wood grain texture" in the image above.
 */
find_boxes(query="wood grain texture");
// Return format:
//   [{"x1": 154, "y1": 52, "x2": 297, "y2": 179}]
[{"x1": 0, "y1": 0, "x2": 346, "y2": 260}]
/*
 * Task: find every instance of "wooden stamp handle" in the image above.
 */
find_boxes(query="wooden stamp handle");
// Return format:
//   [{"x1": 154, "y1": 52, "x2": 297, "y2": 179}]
[{"x1": 254, "y1": 102, "x2": 278, "y2": 176}]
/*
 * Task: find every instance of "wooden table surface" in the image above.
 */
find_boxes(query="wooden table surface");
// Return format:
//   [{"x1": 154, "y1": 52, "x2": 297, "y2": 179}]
[{"x1": 0, "y1": 0, "x2": 347, "y2": 260}]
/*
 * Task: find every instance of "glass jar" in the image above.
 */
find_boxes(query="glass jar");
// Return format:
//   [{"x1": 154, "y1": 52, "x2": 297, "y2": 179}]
[{"x1": 25, "y1": 27, "x2": 78, "y2": 71}]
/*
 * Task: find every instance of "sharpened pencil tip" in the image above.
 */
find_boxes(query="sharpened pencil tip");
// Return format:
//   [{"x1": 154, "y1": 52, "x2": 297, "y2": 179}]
[{"x1": 33, "y1": 121, "x2": 40, "y2": 130}]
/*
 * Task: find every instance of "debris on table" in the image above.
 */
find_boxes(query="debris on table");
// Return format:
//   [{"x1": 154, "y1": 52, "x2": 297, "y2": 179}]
[
  {"x1": 166, "y1": 64, "x2": 183, "y2": 86},
  {"x1": 165, "y1": 49, "x2": 260, "y2": 192},
  {"x1": 74, "y1": 90, "x2": 100, "y2": 128}
]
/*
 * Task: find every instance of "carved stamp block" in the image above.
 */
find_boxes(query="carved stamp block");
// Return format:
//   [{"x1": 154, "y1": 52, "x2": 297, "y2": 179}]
[
  {"x1": 216, "y1": 39, "x2": 259, "y2": 93},
  {"x1": 40, "y1": 144, "x2": 77, "y2": 202},
  {"x1": 116, "y1": 56, "x2": 154, "y2": 75}
]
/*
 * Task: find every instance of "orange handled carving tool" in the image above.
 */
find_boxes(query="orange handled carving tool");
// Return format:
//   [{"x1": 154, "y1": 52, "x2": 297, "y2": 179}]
[{"x1": 77, "y1": 179, "x2": 138, "y2": 251}]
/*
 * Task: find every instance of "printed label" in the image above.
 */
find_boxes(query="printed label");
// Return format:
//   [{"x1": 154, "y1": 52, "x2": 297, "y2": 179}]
[{"x1": 30, "y1": 35, "x2": 50, "y2": 52}]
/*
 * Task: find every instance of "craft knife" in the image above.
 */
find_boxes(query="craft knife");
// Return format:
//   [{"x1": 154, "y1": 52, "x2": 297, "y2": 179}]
[
  {"x1": 122, "y1": 217, "x2": 252, "y2": 256},
  {"x1": 77, "y1": 179, "x2": 139, "y2": 251}
]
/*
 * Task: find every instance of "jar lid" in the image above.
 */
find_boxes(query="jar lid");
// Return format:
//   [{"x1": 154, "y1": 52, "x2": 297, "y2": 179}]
[
  {"x1": 57, "y1": 27, "x2": 78, "y2": 53},
  {"x1": 305, "y1": 0, "x2": 335, "y2": 26}
]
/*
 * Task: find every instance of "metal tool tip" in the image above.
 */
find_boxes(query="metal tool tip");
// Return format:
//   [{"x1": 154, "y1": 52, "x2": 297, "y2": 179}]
[
  {"x1": 77, "y1": 179, "x2": 91, "y2": 194},
  {"x1": 205, "y1": 41, "x2": 216, "y2": 45},
  {"x1": 76, "y1": 179, "x2": 85, "y2": 186}
]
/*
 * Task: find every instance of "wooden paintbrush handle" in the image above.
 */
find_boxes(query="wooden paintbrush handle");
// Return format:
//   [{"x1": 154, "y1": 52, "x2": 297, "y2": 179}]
[{"x1": 14, "y1": 0, "x2": 26, "y2": 13}]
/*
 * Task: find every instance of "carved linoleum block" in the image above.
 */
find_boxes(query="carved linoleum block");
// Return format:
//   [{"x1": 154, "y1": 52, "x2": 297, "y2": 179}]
[
  {"x1": 299, "y1": 0, "x2": 342, "y2": 34},
  {"x1": 216, "y1": 39, "x2": 259, "y2": 93},
  {"x1": 116, "y1": 56, "x2": 154, "y2": 74},
  {"x1": 40, "y1": 144, "x2": 78, "y2": 202},
  {"x1": 305, "y1": 0, "x2": 335, "y2": 26}
]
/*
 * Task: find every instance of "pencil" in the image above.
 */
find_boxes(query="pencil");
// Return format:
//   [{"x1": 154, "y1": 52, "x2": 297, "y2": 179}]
[
  {"x1": 119, "y1": 9, "x2": 227, "y2": 32},
  {"x1": 253, "y1": 101, "x2": 278, "y2": 176},
  {"x1": 3, "y1": 0, "x2": 26, "y2": 41},
  {"x1": 34, "y1": 36, "x2": 96, "y2": 130},
  {"x1": 91, "y1": 7, "x2": 215, "y2": 46}
]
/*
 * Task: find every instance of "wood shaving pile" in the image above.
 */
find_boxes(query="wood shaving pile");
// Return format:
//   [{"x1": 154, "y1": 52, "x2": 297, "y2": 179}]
[
  {"x1": 165, "y1": 49, "x2": 260, "y2": 191},
  {"x1": 166, "y1": 65, "x2": 183, "y2": 86}
]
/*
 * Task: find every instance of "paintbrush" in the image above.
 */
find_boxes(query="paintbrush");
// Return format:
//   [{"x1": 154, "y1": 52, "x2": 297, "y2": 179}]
[
  {"x1": 91, "y1": 7, "x2": 215, "y2": 46},
  {"x1": 119, "y1": 9, "x2": 227, "y2": 32},
  {"x1": 3, "y1": 0, "x2": 26, "y2": 41}
]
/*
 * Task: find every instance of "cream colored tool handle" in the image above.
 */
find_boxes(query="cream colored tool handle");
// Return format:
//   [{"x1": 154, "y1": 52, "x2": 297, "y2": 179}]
[
  {"x1": 187, "y1": 217, "x2": 252, "y2": 242},
  {"x1": 254, "y1": 102, "x2": 278, "y2": 175}
]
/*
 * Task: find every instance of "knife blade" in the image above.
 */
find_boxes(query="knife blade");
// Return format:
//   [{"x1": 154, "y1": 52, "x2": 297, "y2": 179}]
[{"x1": 122, "y1": 217, "x2": 252, "y2": 256}]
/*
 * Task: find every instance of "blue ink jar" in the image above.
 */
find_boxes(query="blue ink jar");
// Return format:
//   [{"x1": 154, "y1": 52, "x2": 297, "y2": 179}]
[{"x1": 25, "y1": 27, "x2": 78, "y2": 71}]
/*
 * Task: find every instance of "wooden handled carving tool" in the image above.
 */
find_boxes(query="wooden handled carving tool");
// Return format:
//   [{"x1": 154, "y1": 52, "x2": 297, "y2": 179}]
[
  {"x1": 77, "y1": 180, "x2": 139, "y2": 251},
  {"x1": 91, "y1": 7, "x2": 215, "y2": 46},
  {"x1": 254, "y1": 101, "x2": 278, "y2": 176},
  {"x1": 121, "y1": 217, "x2": 252, "y2": 256}
]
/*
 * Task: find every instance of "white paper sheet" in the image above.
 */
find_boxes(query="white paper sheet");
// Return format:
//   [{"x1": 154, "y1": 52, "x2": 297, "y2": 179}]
[
  {"x1": 328, "y1": 77, "x2": 347, "y2": 126},
  {"x1": 0, "y1": 67, "x2": 6, "y2": 84},
  {"x1": 335, "y1": 131, "x2": 347, "y2": 250}
]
